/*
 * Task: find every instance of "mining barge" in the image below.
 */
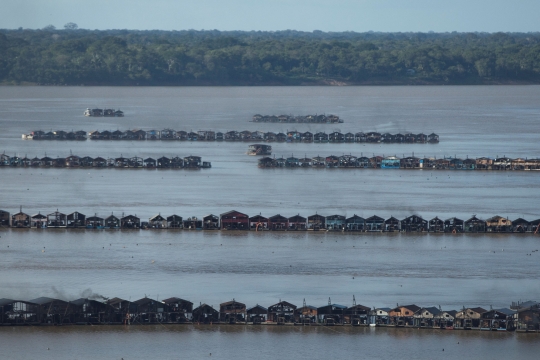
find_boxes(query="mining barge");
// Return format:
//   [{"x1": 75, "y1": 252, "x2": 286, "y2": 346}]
[
  {"x1": 0, "y1": 296, "x2": 537, "y2": 332},
  {"x1": 252, "y1": 114, "x2": 343, "y2": 123},
  {"x1": 2, "y1": 208, "x2": 538, "y2": 233},
  {"x1": 21, "y1": 130, "x2": 440, "y2": 143},
  {"x1": 0, "y1": 153, "x2": 210, "y2": 169},
  {"x1": 258, "y1": 154, "x2": 540, "y2": 170}
]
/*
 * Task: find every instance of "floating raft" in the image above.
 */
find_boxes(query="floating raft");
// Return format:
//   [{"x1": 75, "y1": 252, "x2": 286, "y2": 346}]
[
  {"x1": 2, "y1": 209, "x2": 539, "y2": 233},
  {"x1": 22, "y1": 130, "x2": 440, "y2": 143},
  {"x1": 258, "y1": 154, "x2": 540, "y2": 171},
  {"x1": 84, "y1": 108, "x2": 124, "y2": 117},
  {"x1": 0, "y1": 295, "x2": 536, "y2": 331},
  {"x1": 252, "y1": 114, "x2": 343, "y2": 123},
  {"x1": 0, "y1": 154, "x2": 210, "y2": 169}
]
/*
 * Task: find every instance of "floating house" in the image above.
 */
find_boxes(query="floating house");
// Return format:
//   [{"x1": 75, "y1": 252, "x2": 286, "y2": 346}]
[
  {"x1": 31, "y1": 213, "x2": 47, "y2": 228},
  {"x1": 329, "y1": 131, "x2": 344, "y2": 143},
  {"x1": 515, "y1": 304, "x2": 540, "y2": 331},
  {"x1": 288, "y1": 214, "x2": 307, "y2": 230},
  {"x1": 317, "y1": 301, "x2": 348, "y2": 325},
  {"x1": 268, "y1": 301, "x2": 297, "y2": 324},
  {"x1": 413, "y1": 307, "x2": 441, "y2": 328},
  {"x1": 428, "y1": 133, "x2": 439, "y2": 143},
  {"x1": 177, "y1": 131, "x2": 188, "y2": 141},
  {"x1": 345, "y1": 215, "x2": 365, "y2": 231},
  {"x1": 0, "y1": 210, "x2": 10, "y2": 227},
  {"x1": 326, "y1": 215, "x2": 346, "y2": 231},
  {"x1": 381, "y1": 156, "x2": 400, "y2": 169},
  {"x1": 249, "y1": 214, "x2": 268, "y2": 231},
  {"x1": 512, "y1": 218, "x2": 531, "y2": 233},
  {"x1": 384, "y1": 217, "x2": 400, "y2": 232},
  {"x1": 273, "y1": 133, "x2": 285, "y2": 142},
  {"x1": 434, "y1": 310, "x2": 457, "y2": 328},
  {"x1": 157, "y1": 157, "x2": 170, "y2": 168},
  {"x1": 220, "y1": 210, "x2": 249, "y2": 230},
  {"x1": 248, "y1": 144, "x2": 272, "y2": 156},
  {"x1": 428, "y1": 217, "x2": 444, "y2": 232},
  {"x1": 369, "y1": 308, "x2": 391, "y2": 326},
  {"x1": 86, "y1": 215, "x2": 104, "y2": 229},
  {"x1": 357, "y1": 156, "x2": 371, "y2": 168},
  {"x1": 295, "y1": 301, "x2": 318, "y2": 324},
  {"x1": 30, "y1": 297, "x2": 72, "y2": 324},
  {"x1": 93, "y1": 157, "x2": 107, "y2": 167},
  {"x1": 285, "y1": 156, "x2": 300, "y2": 167},
  {"x1": 104, "y1": 214, "x2": 120, "y2": 229},
  {"x1": 325, "y1": 155, "x2": 339, "y2": 168},
  {"x1": 184, "y1": 156, "x2": 201, "y2": 168},
  {"x1": 302, "y1": 132, "x2": 313, "y2": 142},
  {"x1": 47, "y1": 210, "x2": 66, "y2": 228},
  {"x1": 307, "y1": 214, "x2": 326, "y2": 231},
  {"x1": 345, "y1": 303, "x2": 371, "y2": 325},
  {"x1": 365, "y1": 215, "x2": 384, "y2": 232},
  {"x1": 312, "y1": 156, "x2": 326, "y2": 167},
  {"x1": 166, "y1": 215, "x2": 183, "y2": 229},
  {"x1": 121, "y1": 215, "x2": 140, "y2": 229},
  {"x1": 146, "y1": 130, "x2": 160, "y2": 140},
  {"x1": 70, "y1": 298, "x2": 114, "y2": 324},
  {"x1": 67, "y1": 212, "x2": 86, "y2": 228},
  {"x1": 480, "y1": 308, "x2": 516, "y2": 331},
  {"x1": 493, "y1": 157, "x2": 512, "y2": 171},
  {"x1": 0, "y1": 299, "x2": 39, "y2": 325},
  {"x1": 366, "y1": 132, "x2": 381, "y2": 143},
  {"x1": 143, "y1": 158, "x2": 156, "y2": 168},
  {"x1": 299, "y1": 157, "x2": 312, "y2": 167},
  {"x1": 183, "y1": 217, "x2": 202, "y2": 230},
  {"x1": 388, "y1": 304, "x2": 421, "y2": 326},
  {"x1": 314, "y1": 132, "x2": 329, "y2": 143},
  {"x1": 400, "y1": 215, "x2": 428, "y2": 232},
  {"x1": 355, "y1": 132, "x2": 366, "y2": 143},
  {"x1": 133, "y1": 297, "x2": 168, "y2": 323},
  {"x1": 148, "y1": 214, "x2": 167, "y2": 229},
  {"x1": 455, "y1": 307, "x2": 487, "y2": 329},
  {"x1": 444, "y1": 217, "x2": 464, "y2": 233},
  {"x1": 247, "y1": 305, "x2": 268, "y2": 324},
  {"x1": 465, "y1": 216, "x2": 487, "y2": 233},
  {"x1": 203, "y1": 214, "x2": 220, "y2": 230},
  {"x1": 258, "y1": 157, "x2": 276, "y2": 168},
  {"x1": 485, "y1": 215, "x2": 512, "y2": 233},
  {"x1": 268, "y1": 214, "x2": 288, "y2": 230},
  {"x1": 339, "y1": 155, "x2": 357, "y2": 168},
  {"x1": 400, "y1": 156, "x2": 421, "y2": 169},
  {"x1": 162, "y1": 297, "x2": 193, "y2": 322},
  {"x1": 220, "y1": 300, "x2": 246, "y2": 324},
  {"x1": 80, "y1": 156, "x2": 93, "y2": 167}
]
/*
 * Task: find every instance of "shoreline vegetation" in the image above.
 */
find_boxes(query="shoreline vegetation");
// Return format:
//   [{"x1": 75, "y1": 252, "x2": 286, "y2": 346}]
[{"x1": 0, "y1": 29, "x2": 539, "y2": 86}]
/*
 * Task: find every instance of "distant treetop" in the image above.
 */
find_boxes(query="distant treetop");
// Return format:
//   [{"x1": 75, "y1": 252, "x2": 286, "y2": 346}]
[{"x1": 0, "y1": 29, "x2": 539, "y2": 85}]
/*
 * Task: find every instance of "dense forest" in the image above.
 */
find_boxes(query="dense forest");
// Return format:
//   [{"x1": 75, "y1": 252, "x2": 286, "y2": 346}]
[{"x1": 1, "y1": 28, "x2": 540, "y2": 85}]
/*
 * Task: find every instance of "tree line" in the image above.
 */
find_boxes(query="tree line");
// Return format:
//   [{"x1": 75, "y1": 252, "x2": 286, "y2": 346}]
[{"x1": 0, "y1": 28, "x2": 539, "y2": 85}]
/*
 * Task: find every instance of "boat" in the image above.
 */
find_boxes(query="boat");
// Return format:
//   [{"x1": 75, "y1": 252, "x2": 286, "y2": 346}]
[
  {"x1": 84, "y1": 108, "x2": 124, "y2": 117},
  {"x1": 247, "y1": 144, "x2": 272, "y2": 156}
]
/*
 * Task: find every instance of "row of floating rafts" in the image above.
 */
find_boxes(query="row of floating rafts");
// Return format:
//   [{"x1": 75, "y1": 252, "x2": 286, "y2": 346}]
[
  {"x1": 22, "y1": 129, "x2": 440, "y2": 143},
  {"x1": 84, "y1": 108, "x2": 124, "y2": 117},
  {"x1": 0, "y1": 295, "x2": 533, "y2": 330},
  {"x1": 257, "y1": 154, "x2": 540, "y2": 171},
  {"x1": 252, "y1": 114, "x2": 344, "y2": 123},
  {"x1": 0, "y1": 153, "x2": 210, "y2": 169},
  {"x1": 2, "y1": 209, "x2": 539, "y2": 233}
]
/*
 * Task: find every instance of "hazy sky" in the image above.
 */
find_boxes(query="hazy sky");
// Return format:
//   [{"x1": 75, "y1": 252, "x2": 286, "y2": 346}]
[{"x1": 3, "y1": 0, "x2": 539, "y2": 32}]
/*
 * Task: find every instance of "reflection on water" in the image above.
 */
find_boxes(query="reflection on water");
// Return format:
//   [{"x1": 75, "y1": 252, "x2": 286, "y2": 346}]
[
  {"x1": 0, "y1": 230, "x2": 539, "y2": 308},
  {"x1": 1, "y1": 86, "x2": 540, "y2": 358},
  {"x1": 1, "y1": 325, "x2": 539, "y2": 360}
]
